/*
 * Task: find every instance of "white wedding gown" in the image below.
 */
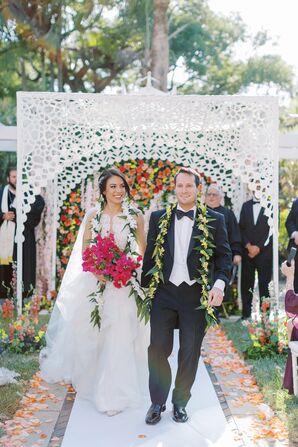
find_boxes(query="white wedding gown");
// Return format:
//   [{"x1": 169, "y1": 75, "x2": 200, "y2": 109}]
[{"x1": 40, "y1": 210, "x2": 149, "y2": 413}]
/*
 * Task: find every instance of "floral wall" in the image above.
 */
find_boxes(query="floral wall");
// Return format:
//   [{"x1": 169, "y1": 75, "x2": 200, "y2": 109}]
[{"x1": 37, "y1": 159, "x2": 212, "y2": 289}]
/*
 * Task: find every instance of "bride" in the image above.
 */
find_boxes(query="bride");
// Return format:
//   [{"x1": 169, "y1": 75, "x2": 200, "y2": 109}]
[{"x1": 40, "y1": 168, "x2": 149, "y2": 416}]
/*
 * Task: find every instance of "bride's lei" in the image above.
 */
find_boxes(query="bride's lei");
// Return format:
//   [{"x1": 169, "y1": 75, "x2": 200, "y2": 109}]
[
  {"x1": 144, "y1": 195, "x2": 217, "y2": 327},
  {"x1": 89, "y1": 196, "x2": 149, "y2": 330}
]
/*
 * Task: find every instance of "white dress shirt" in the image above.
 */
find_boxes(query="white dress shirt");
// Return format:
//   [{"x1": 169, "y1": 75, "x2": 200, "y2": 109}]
[
  {"x1": 252, "y1": 201, "x2": 261, "y2": 225},
  {"x1": 253, "y1": 201, "x2": 270, "y2": 247},
  {"x1": 169, "y1": 205, "x2": 225, "y2": 292},
  {"x1": 169, "y1": 205, "x2": 196, "y2": 286}
]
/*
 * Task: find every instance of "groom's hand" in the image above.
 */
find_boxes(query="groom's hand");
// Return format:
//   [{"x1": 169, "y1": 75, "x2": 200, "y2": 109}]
[{"x1": 208, "y1": 287, "x2": 224, "y2": 306}]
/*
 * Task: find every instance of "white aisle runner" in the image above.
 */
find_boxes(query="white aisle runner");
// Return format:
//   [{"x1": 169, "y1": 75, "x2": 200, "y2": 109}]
[{"x1": 61, "y1": 331, "x2": 237, "y2": 447}]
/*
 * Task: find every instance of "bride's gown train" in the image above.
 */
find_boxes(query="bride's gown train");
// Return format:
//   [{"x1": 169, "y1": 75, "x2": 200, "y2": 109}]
[{"x1": 40, "y1": 210, "x2": 149, "y2": 413}]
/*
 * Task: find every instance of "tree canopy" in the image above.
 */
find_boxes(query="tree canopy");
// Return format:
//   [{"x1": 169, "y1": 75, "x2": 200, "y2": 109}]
[{"x1": 0, "y1": 0, "x2": 294, "y2": 124}]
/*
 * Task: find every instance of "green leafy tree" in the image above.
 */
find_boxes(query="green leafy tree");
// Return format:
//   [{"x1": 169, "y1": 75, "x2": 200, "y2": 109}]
[
  {"x1": 0, "y1": 0, "x2": 294, "y2": 124},
  {"x1": 279, "y1": 159, "x2": 298, "y2": 259},
  {"x1": 168, "y1": 0, "x2": 293, "y2": 95},
  {"x1": 0, "y1": 152, "x2": 17, "y2": 185},
  {"x1": 0, "y1": 0, "x2": 141, "y2": 93},
  {"x1": 279, "y1": 160, "x2": 298, "y2": 209},
  {"x1": 280, "y1": 96, "x2": 298, "y2": 132}
]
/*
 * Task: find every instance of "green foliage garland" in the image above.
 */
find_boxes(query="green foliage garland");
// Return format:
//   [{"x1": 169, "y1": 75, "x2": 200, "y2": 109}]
[{"x1": 145, "y1": 195, "x2": 217, "y2": 327}]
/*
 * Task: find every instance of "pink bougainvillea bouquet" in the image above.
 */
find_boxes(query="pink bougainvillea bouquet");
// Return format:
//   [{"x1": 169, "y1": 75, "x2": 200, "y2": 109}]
[{"x1": 82, "y1": 233, "x2": 141, "y2": 289}]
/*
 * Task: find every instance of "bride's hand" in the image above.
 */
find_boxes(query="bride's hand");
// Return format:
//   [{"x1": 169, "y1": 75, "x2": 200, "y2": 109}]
[{"x1": 95, "y1": 274, "x2": 107, "y2": 284}]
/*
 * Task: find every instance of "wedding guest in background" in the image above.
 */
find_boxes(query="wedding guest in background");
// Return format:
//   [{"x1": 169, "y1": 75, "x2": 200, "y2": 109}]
[
  {"x1": 205, "y1": 184, "x2": 241, "y2": 314},
  {"x1": 17, "y1": 194, "x2": 45, "y2": 298},
  {"x1": 205, "y1": 185, "x2": 242, "y2": 266},
  {"x1": 281, "y1": 260, "x2": 298, "y2": 395},
  {"x1": 0, "y1": 167, "x2": 17, "y2": 298},
  {"x1": 285, "y1": 198, "x2": 298, "y2": 293},
  {"x1": 239, "y1": 193, "x2": 272, "y2": 319},
  {"x1": 0, "y1": 167, "x2": 45, "y2": 299}
]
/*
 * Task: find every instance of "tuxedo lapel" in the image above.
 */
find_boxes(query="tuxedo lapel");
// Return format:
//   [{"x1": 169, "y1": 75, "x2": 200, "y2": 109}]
[
  {"x1": 187, "y1": 209, "x2": 200, "y2": 258},
  {"x1": 167, "y1": 207, "x2": 176, "y2": 259},
  {"x1": 248, "y1": 200, "x2": 255, "y2": 226},
  {"x1": 255, "y1": 206, "x2": 264, "y2": 226}
]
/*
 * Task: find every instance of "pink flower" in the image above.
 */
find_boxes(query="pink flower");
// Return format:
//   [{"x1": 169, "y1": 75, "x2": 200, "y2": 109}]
[{"x1": 82, "y1": 234, "x2": 141, "y2": 289}]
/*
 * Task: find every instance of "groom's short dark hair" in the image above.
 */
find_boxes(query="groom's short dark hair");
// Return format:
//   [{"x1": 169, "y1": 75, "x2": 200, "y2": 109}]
[{"x1": 174, "y1": 167, "x2": 201, "y2": 187}]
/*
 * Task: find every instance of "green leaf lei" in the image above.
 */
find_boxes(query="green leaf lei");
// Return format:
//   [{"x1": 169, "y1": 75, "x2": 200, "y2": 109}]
[
  {"x1": 146, "y1": 195, "x2": 217, "y2": 328},
  {"x1": 88, "y1": 196, "x2": 149, "y2": 330}
]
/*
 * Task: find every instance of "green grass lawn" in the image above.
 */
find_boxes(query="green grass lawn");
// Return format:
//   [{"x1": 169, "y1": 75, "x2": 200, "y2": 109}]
[
  {"x1": 0, "y1": 314, "x2": 49, "y2": 428},
  {"x1": 222, "y1": 319, "x2": 298, "y2": 445},
  {"x1": 0, "y1": 351, "x2": 40, "y2": 424}
]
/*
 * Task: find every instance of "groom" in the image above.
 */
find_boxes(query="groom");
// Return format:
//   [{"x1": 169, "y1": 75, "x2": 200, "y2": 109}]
[{"x1": 141, "y1": 167, "x2": 232, "y2": 424}]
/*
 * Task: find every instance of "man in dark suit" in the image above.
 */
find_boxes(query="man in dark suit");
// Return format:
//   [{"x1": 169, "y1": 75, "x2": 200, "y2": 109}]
[
  {"x1": 0, "y1": 167, "x2": 45, "y2": 299},
  {"x1": 141, "y1": 168, "x2": 232, "y2": 425},
  {"x1": 0, "y1": 167, "x2": 17, "y2": 297},
  {"x1": 205, "y1": 184, "x2": 242, "y2": 314},
  {"x1": 205, "y1": 184, "x2": 242, "y2": 266},
  {"x1": 285, "y1": 198, "x2": 298, "y2": 293},
  {"x1": 239, "y1": 195, "x2": 273, "y2": 319}
]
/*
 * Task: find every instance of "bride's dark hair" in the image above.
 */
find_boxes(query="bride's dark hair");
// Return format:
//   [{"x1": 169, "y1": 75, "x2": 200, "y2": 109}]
[{"x1": 98, "y1": 168, "x2": 131, "y2": 202}]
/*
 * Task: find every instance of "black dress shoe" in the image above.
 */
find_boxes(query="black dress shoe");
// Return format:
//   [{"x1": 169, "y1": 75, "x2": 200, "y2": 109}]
[
  {"x1": 145, "y1": 403, "x2": 166, "y2": 425},
  {"x1": 172, "y1": 404, "x2": 188, "y2": 423}
]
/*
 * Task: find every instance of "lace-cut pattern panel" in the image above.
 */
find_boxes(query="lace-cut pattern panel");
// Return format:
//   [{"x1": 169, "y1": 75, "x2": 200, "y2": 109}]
[{"x1": 17, "y1": 93, "x2": 278, "y2": 237}]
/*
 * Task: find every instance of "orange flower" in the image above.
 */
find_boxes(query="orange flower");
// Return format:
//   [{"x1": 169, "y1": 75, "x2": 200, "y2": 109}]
[{"x1": 64, "y1": 218, "x2": 73, "y2": 227}]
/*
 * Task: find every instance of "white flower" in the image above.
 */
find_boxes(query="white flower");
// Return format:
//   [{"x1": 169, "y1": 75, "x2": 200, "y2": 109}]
[{"x1": 0, "y1": 368, "x2": 20, "y2": 386}]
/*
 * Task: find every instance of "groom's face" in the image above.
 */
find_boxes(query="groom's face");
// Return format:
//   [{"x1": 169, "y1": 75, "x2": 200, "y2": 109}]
[{"x1": 175, "y1": 173, "x2": 199, "y2": 208}]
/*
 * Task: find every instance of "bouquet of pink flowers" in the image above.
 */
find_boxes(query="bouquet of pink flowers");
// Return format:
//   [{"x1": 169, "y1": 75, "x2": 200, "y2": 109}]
[{"x1": 82, "y1": 233, "x2": 142, "y2": 288}]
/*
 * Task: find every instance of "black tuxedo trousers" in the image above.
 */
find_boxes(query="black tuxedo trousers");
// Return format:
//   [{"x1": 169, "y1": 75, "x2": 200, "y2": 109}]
[
  {"x1": 148, "y1": 281, "x2": 207, "y2": 407},
  {"x1": 241, "y1": 247, "x2": 273, "y2": 318}
]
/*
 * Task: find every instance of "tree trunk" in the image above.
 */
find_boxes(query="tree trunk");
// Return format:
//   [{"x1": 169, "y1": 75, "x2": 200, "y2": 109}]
[
  {"x1": 57, "y1": 48, "x2": 63, "y2": 91},
  {"x1": 41, "y1": 49, "x2": 46, "y2": 90},
  {"x1": 142, "y1": 0, "x2": 151, "y2": 77},
  {"x1": 56, "y1": 9, "x2": 63, "y2": 92},
  {"x1": 151, "y1": 0, "x2": 170, "y2": 92},
  {"x1": 20, "y1": 59, "x2": 27, "y2": 90},
  {"x1": 49, "y1": 54, "x2": 55, "y2": 91}
]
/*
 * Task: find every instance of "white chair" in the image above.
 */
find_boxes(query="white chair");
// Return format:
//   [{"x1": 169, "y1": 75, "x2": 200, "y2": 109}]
[{"x1": 289, "y1": 341, "x2": 298, "y2": 396}]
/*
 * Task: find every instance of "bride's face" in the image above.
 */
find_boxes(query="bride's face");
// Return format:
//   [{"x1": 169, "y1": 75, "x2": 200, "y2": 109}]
[{"x1": 103, "y1": 175, "x2": 126, "y2": 205}]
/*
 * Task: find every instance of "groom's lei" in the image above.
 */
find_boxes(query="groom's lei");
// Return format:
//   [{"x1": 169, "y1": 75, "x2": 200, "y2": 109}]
[
  {"x1": 145, "y1": 195, "x2": 217, "y2": 327},
  {"x1": 89, "y1": 196, "x2": 149, "y2": 330}
]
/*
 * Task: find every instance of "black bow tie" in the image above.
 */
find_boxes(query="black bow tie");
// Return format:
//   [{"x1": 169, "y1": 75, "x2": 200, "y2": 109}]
[
  {"x1": 176, "y1": 209, "x2": 194, "y2": 220},
  {"x1": 252, "y1": 200, "x2": 260, "y2": 205}
]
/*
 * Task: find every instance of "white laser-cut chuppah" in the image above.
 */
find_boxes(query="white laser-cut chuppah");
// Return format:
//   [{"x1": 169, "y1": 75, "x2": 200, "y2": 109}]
[{"x1": 16, "y1": 92, "x2": 279, "y2": 313}]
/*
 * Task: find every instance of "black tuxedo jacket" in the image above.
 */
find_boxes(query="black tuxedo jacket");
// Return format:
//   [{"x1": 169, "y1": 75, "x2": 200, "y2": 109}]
[
  {"x1": 239, "y1": 199, "x2": 272, "y2": 255},
  {"x1": 209, "y1": 205, "x2": 242, "y2": 257},
  {"x1": 141, "y1": 206, "x2": 232, "y2": 288},
  {"x1": 0, "y1": 186, "x2": 45, "y2": 290},
  {"x1": 286, "y1": 198, "x2": 298, "y2": 251}
]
